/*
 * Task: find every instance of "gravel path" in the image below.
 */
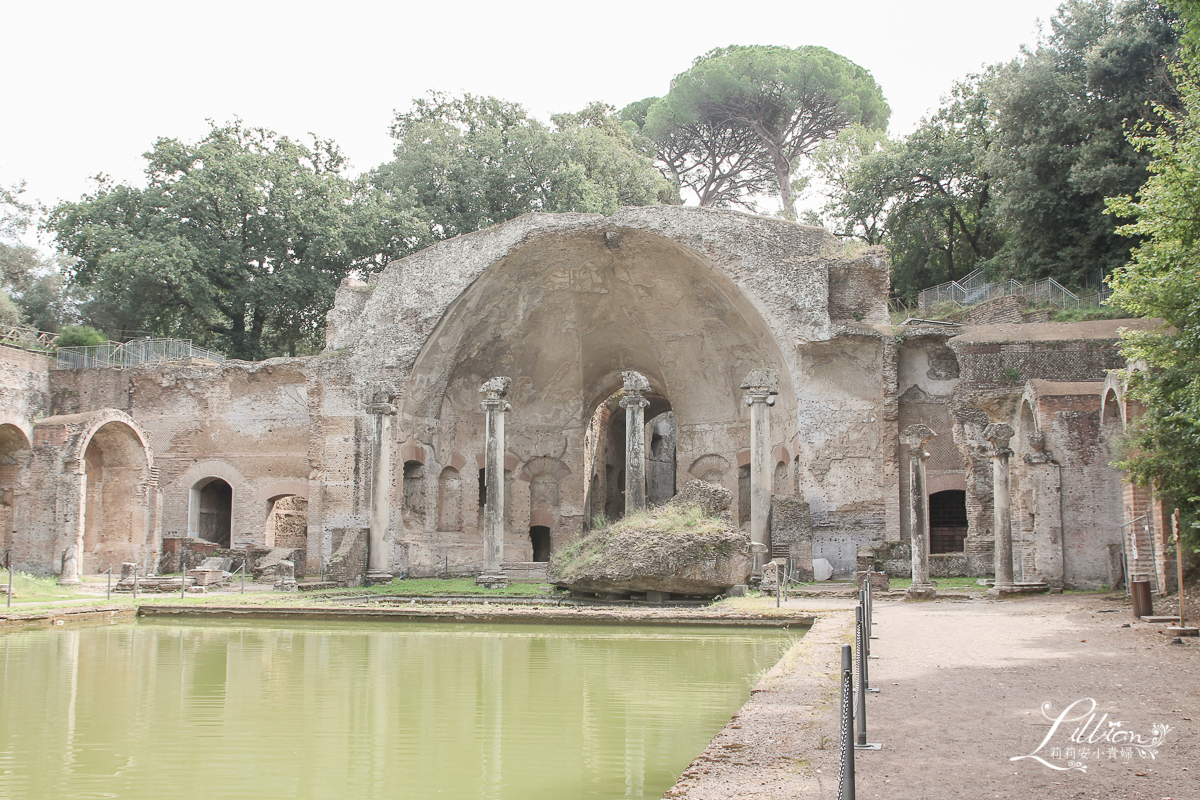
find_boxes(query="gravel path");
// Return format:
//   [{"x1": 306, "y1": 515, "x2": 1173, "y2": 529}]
[{"x1": 855, "y1": 593, "x2": 1197, "y2": 800}]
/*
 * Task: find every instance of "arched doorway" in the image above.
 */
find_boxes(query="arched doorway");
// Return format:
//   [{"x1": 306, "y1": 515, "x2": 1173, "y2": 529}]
[
  {"x1": 0, "y1": 424, "x2": 31, "y2": 557},
  {"x1": 583, "y1": 386, "x2": 673, "y2": 527},
  {"x1": 82, "y1": 421, "x2": 151, "y2": 572},
  {"x1": 190, "y1": 478, "x2": 232, "y2": 547}
]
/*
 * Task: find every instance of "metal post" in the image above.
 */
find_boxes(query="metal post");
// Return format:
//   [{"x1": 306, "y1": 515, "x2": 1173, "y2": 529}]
[
  {"x1": 776, "y1": 562, "x2": 782, "y2": 608},
  {"x1": 5, "y1": 551, "x2": 11, "y2": 609},
  {"x1": 106, "y1": 568, "x2": 111, "y2": 602},
  {"x1": 181, "y1": 566, "x2": 187, "y2": 598},
  {"x1": 132, "y1": 564, "x2": 138, "y2": 600},
  {"x1": 855, "y1": 606, "x2": 881, "y2": 749},
  {"x1": 1175, "y1": 509, "x2": 1186, "y2": 627},
  {"x1": 240, "y1": 562, "x2": 245, "y2": 595},
  {"x1": 838, "y1": 643, "x2": 855, "y2": 800}
]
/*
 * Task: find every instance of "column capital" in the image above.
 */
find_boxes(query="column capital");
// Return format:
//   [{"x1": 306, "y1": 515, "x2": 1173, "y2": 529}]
[
  {"x1": 619, "y1": 394, "x2": 649, "y2": 410},
  {"x1": 901, "y1": 423, "x2": 936, "y2": 460},
  {"x1": 741, "y1": 368, "x2": 779, "y2": 406},
  {"x1": 622, "y1": 370, "x2": 650, "y2": 394},
  {"x1": 366, "y1": 402, "x2": 397, "y2": 416},
  {"x1": 480, "y1": 376, "x2": 512, "y2": 412},
  {"x1": 983, "y1": 423, "x2": 1015, "y2": 457}
]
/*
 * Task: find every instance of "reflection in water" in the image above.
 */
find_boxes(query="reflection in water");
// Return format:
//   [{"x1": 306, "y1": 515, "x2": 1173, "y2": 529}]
[{"x1": 0, "y1": 621, "x2": 795, "y2": 800}]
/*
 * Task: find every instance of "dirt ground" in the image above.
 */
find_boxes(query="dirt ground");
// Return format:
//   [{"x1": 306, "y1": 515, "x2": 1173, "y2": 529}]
[
  {"x1": 670, "y1": 591, "x2": 1198, "y2": 800},
  {"x1": 855, "y1": 593, "x2": 1197, "y2": 800}
]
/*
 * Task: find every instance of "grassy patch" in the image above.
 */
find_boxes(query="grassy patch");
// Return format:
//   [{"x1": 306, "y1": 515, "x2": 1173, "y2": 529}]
[
  {"x1": 1051, "y1": 305, "x2": 1132, "y2": 322},
  {"x1": 887, "y1": 576, "x2": 984, "y2": 590},
  {"x1": 1, "y1": 571, "x2": 82, "y2": 603}
]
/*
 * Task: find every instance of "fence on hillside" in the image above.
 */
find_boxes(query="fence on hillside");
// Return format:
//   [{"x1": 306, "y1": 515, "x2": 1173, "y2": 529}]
[
  {"x1": 919, "y1": 268, "x2": 1112, "y2": 311},
  {"x1": 56, "y1": 338, "x2": 226, "y2": 369}
]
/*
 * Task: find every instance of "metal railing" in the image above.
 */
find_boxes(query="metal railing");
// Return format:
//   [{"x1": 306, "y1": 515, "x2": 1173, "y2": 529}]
[
  {"x1": 919, "y1": 268, "x2": 1114, "y2": 312},
  {"x1": 56, "y1": 338, "x2": 226, "y2": 369}
]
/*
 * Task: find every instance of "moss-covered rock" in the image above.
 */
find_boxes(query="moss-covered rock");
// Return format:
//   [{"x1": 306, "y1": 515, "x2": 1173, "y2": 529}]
[{"x1": 552, "y1": 484, "x2": 750, "y2": 598}]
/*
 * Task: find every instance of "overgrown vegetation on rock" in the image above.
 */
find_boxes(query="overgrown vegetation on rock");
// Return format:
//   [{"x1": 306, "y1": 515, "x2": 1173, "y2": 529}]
[{"x1": 552, "y1": 481, "x2": 750, "y2": 598}]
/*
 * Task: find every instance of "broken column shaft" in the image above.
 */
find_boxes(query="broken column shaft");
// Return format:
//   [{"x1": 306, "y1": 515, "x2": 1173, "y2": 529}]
[{"x1": 742, "y1": 369, "x2": 779, "y2": 575}]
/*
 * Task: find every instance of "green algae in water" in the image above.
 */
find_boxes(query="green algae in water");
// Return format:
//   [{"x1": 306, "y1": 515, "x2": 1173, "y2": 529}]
[{"x1": 0, "y1": 620, "x2": 796, "y2": 799}]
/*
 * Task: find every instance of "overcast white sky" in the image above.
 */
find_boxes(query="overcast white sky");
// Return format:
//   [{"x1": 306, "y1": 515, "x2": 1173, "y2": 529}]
[{"x1": 2, "y1": 0, "x2": 1067, "y2": 240}]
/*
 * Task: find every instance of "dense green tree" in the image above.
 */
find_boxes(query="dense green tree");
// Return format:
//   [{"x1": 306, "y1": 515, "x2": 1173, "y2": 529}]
[
  {"x1": 985, "y1": 0, "x2": 1180, "y2": 283},
  {"x1": 637, "y1": 95, "x2": 775, "y2": 210},
  {"x1": 47, "y1": 121, "x2": 415, "y2": 359},
  {"x1": 1, "y1": 181, "x2": 73, "y2": 331},
  {"x1": 1103, "y1": 0, "x2": 1200, "y2": 541},
  {"x1": 372, "y1": 93, "x2": 675, "y2": 245},
  {"x1": 644, "y1": 45, "x2": 890, "y2": 218},
  {"x1": 814, "y1": 80, "x2": 1002, "y2": 301}
]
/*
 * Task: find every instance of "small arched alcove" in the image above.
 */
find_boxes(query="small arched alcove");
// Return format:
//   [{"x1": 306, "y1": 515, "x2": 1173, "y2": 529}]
[
  {"x1": 190, "y1": 478, "x2": 232, "y2": 547},
  {"x1": 83, "y1": 420, "x2": 152, "y2": 571}
]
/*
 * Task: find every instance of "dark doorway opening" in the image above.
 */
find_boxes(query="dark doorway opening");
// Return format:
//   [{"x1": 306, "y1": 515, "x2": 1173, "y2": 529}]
[
  {"x1": 529, "y1": 526, "x2": 551, "y2": 562},
  {"x1": 197, "y1": 479, "x2": 232, "y2": 547},
  {"x1": 929, "y1": 490, "x2": 968, "y2": 553}
]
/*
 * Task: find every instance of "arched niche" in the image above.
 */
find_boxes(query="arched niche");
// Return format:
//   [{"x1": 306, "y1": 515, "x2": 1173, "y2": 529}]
[
  {"x1": 190, "y1": 477, "x2": 232, "y2": 547},
  {"x1": 397, "y1": 226, "x2": 797, "y2": 555},
  {"x1": 80, "y1": 420, "x2": 152, "y2": 572}
]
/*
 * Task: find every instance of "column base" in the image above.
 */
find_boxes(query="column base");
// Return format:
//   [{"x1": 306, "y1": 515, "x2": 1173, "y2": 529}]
[
  {"x1": 365, "y1": 570, "x2": 393, "y2": 586},
  {"x1": 476, "y1": 571, "x2": 509, "y2": 589},
  {"x1": 989, "y1": 582, "x2": 1048, "y2": 596},
  {"x1": 906, "y1": 584, "x2": 937, "y2": 599},
  {"x1": 58, "y1": 577, "x2": 81, "y2": 587}
]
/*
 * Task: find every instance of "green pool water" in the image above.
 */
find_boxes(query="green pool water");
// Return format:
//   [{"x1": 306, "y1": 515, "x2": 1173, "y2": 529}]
[{"x1": 0, "y1": 619, "x2": 797, "y2": 800}]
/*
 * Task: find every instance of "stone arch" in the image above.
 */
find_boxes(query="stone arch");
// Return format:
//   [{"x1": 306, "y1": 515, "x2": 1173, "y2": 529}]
[
  {"x1": 0, "y1": 422, "x2": 32, "y2": 558},
  {"x1": 257, "y1": 479, "x2": 310, "y2": 550},
  {"x1": 773, "y1": 446, "x2": 790, "y2": 496},
  {"x1": 177, "y1": 461, "x2": 247, "y2": 548},
  {"x1": 76, "y1": 416, "x2": 153, "y2": 573},
  {"x1": 372, "y1": 211, "x2": 812, "y2": 573},
  {"x1": 1101, "y1": 385, "x2": 1125, "y2": 446}
]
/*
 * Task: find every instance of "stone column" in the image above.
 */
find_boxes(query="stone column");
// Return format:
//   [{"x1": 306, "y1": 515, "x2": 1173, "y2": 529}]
[
  {"x1": 620, "y1": 370, "x2": 651, "y2": 515},
  {"x1": 903, "y1": 424, "x2": 937, "y2": 599},
  {"x1": 985, "y1": 423, "x2": 1016, "y2": 594},
  {"x1": 479, "y1": 377, "x2": 512, "y2": 587},
  {"x1": 742, "y1": 369, "x2": 779, "y2": 575},
  {"x1": 366, "y1": 396, "x2": 397, "y2": 585},
  {"x1": 59, "y1": 470, "x2": 86, "y2": 586}
]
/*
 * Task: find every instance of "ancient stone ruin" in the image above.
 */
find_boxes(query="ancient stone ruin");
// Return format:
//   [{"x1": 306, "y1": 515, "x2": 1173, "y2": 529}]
[{"x1": 0, "y1": 206, "x2": 1175, "y2": 592}]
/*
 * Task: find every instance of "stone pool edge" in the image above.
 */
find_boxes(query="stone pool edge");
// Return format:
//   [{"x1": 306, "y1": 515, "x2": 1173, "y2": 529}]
[
  {"x1": 664, "y1": 610, "x2": 855, "y2": 799},
  {"x1": 134, "y1": 604, "x2": 814, "y2": 628},
  {"x1": 0, "y1": 605, "x2": 135, "y2": 630}
]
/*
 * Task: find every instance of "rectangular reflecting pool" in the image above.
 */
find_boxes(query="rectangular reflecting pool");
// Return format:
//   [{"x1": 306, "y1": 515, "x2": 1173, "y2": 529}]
[{"x1": 0, "y1": 619, "x2": 797, "y2": 799}]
